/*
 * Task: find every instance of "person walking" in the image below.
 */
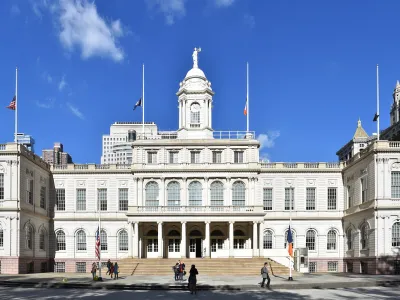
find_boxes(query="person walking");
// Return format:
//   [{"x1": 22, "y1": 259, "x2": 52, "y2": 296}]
[
  {"x1": 114, "y1": 262, "x2": 119, "y2": 280},
  {"x1": 106, "y1": 259, "x2": 111, "y2": 275},
  {"x1": 91, "y1": 262, "x2": 97, "y2": 280},
  {"x1": 260, "y1": 262, "x2": 271, "y2": 288},
  {"x1": 188, "y1": 264, "x2": 199, "y2": 295},
  {"x1": 110, "y1": 262, "x2": 114, "y2": 279},
  {"x1": 173, "y1": 263, "x2": 179, "y2": 281}
]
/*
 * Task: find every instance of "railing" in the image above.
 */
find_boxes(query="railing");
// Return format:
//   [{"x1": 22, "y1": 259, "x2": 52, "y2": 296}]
[
  {"x1": 136, "y1": 132, "x2": 178, "y2": 140},
  {"x1": 0, "y1": 144, "x2": 6, "y2": 150},
  {"x1": 51, "y1": 164, "x2": 132, "y2": 171},
  {"x1": 133, "y1": 205, "x2": 263, "y2": 213},
  {"x1": 212, "y1": 131, "x2": 255, "y2": 139},
  {"x1": 389, "y1": 141, "x2": 400, "y2": 148},
  {"x1": 260, "y1": 162, "x2": 342, "y2": 169}
]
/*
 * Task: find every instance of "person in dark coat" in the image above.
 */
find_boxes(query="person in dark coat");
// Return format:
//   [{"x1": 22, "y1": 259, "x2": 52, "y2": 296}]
[
  {"x1": 188, "y1": 264, "x2": 199, "y2": 294},
  {"x1": 260, "y1": 262, "x2": 271, "y2": 288}
]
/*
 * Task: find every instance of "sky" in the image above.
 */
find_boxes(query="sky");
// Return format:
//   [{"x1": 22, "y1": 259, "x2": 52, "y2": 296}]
[{"x1": 0, "y1": 0, "x2": 400, "y2": 163}]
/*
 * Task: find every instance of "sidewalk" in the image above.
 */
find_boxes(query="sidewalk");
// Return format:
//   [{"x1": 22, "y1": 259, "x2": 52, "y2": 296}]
[{"x1": 0, "y1": 272, "x2": 399, "y2": 291}]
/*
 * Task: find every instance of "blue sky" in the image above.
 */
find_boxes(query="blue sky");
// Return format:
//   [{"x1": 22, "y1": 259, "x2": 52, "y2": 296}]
[{"x1": 0, "y1": 0, "x2": 399, "y2": 163}]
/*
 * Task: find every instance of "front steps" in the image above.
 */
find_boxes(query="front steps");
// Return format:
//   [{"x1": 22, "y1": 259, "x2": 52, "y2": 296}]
[{"x1": 117, "y1": 258, "x2": 298, "y2": 276}]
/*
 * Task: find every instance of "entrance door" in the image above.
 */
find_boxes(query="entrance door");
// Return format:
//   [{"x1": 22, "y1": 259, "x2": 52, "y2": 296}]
[
  {"x1": 195, "y1": 238, "x2": 202, "y2": 258},
  {"x1": 189, "y1": 238, "x2": 203, "y2": 258}
]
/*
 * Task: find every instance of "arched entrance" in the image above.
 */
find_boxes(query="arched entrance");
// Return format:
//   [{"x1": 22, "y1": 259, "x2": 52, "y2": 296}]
[
  {"x1": 167, "y1": 229, "x2": 181, "y2": 258},
  {"x1": 146, "y1": 229, "x2": 158, "y2": 258},
  {"x1": 189, "y1": 229, "x2": 203, "y2": 258}
]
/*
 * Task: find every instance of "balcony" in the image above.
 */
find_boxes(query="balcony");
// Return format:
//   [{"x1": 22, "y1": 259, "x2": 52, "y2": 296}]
[
  {"x1": 51, "y1": 164, "x2": 131, "y2": 172},
  {"x1": 128, "y1": 205, "x2": 264, "y2": 215},
  {"x1": 260, "y1": 162, "x2": 343, "y2": 170}
]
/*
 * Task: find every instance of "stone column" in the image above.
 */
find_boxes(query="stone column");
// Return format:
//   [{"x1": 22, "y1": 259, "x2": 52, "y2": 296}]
[
  {"x1": 259, "y1": 221, "x2": 264, "y2": 257},
  {"x1": 226, "y1": 178, "x2": 231, "y2": 206},
  {"x1": 181, "y1": 221, "x2": 187, "y2": 258},
  {"x1": 229, "y1": 221, "x2": 234, "y2": 257},
  {"x1": 134, "y1": 222, "x2": 139, "y2": 258},
  {"x1": 160, "y1": 177, "x2": 165, "y2": 207},
  {"x1": 128, "y1": 222, "x2": 133, "y2": 257},
  {"x1": 182, "y1": 177, "x2": 187, "y2": 207},
  {"x1": 253, "y1": 221, "x2": 258, "y2": 257},
  {"x1": 7, "y1": 217, "x2": 12, "y2": 256},
  {"x1": 205, "y1": 221, "x2": 210, "y2": 258},
  {"x1": 204, "y1": 177, "x2": 209, "y2": 206},
  {"x1": 158, "y1": 221, "x2": 163, "y2": 258}
]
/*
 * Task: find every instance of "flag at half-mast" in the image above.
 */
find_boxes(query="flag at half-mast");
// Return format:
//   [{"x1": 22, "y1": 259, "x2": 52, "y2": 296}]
[
  {"x1": 133, "y1": 98, "x2": 142, "y2": 110},
  {"x1": 287, "y1": 225, "x2": 294, "y2": 257},
  {"x1": 95, "y1": 226, "x2": 101, "y2": 260},
  {"x1": 244, "y1": 98, "x2": 247, "y2": 116},
  {"x1": 6, "y1": 96, "x2": 16, "y2": 110}
]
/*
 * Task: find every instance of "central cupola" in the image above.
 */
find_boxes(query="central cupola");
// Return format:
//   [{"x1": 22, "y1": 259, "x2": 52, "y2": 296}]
[{"x1": 177, "y1": 48, "x2": 214, "y2": 139}]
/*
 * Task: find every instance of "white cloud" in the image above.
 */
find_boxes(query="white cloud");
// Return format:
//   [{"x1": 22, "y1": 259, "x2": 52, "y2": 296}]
[
  {"x1": 39, "y1": 0, "x2": 125, "y2": 61},
  {"x1": 41, "y1": 72, "x2": 53, "y2": 83},
  {"x1": 259, "y1": 153, "x2": 271, "y2": 163},
  {"x1": 58, "y1": 76, "x2": 67, "y2": 91},
  {"x1": 215, "y1": 0, "x2": 235, "y2": 7},
  {"x1": 146, "y1": 0, "x2": 186, "y2": 25},
  {"x1": 257, "y1": 130, "x2": 280, "y2": 150},
  {"x1": 36, "y1": 98, "x2": 55, "y2": 109},
  {"x1": 66, "y1": 102, "x2": 84, "y2": 119},
  {"x1": 11, "y1": 4, "x2": 21, "y2": 16},
  {"x1": 244, "y1": 13, "x2": 255, "y2": 29}
]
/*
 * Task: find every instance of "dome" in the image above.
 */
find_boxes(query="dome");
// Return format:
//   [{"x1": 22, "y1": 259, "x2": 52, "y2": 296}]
[{"x1": 185, "y1": 67, "x2": 206, "y2": 79}]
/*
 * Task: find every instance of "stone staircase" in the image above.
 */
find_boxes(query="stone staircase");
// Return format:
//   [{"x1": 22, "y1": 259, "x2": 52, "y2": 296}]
[{"x1": 117, "y1": 258, "x2": 299, "y2": 277}]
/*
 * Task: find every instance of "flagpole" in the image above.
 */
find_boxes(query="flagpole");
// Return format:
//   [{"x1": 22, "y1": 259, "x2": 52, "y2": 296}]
[
  {"x1": 15, "y1": 67, "x2": 18, "y2": 143},
  {"x1": 246, "y1": 62, "x2": 249, "y2": 133},
  {"x1": 289, "y1": 193, "x2": 293, "y2": 281},
  {"x1": 376, "y1": 64, "x2": 380, "y2": 141},
  {"x1": 98, "y1": 198, "x2": 102, "y2": 278},
  {"x1": 142, "y1": 64, "x2": 145, "y2": 138}
]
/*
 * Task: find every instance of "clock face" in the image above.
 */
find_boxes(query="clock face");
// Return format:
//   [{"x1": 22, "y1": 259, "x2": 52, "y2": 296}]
[{"x1": 191, "y1": 103, "x2": 200, "y2": 112}]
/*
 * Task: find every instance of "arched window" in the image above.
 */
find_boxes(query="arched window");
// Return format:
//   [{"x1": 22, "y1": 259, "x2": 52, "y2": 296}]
[
  {"x1": 188, "y1": 181, "x2": 202, "y2": 206},
  {"x1": 392, "y1": 222, "x2": 400, "y2": 247},
  {"x1": 361, "y1": 223, "x2": 369, "y2": 249},
  {"x1": 347, "y1": 228, "x2": 352, "y2": 250},
  {"x1": 145, "y1": 181, "x2": 159, "y2": 207},
  {"x1": 167, "y1": 230, "x2": 180, "y2": 237},
  {"x1": 189, "y1": 230, "x2": 202, "y2": 237},
  {"x1": 56, "y1": 230, "x2": 66, "y2": 251},
  {"x1": 119, "y1": 230, "x2": 128, "y2": 251},
  {"x1": 306, "y1": 230, "x2": 316, "y2": 251},
  {"x1": 210, "y1": 181, "x2": 224, "y2": 206},
  {"x1": 232, "y1": 181, "x2": 245, "y2": 207},
  {"x1": 39, "y1": 229, "x2": 46, "y2": 251},
  {"x1": 211, "y1": 230, "x2": 224, "y2": 237},
  {"x1": 147, "y1": 229, "x2": 158, "y2": 236},
  {"x1": 190, "y1": 103, "x2": 200, "y2": 127},
  {"x1": 76, "y1": 230, "x2": 86, "y2": 251},
  {"x1": 284, "y1": 229, "x2": 295, "y2": 249},
  {"x1": 0, "y1": 227, "x2": 3, "y2": 248},
  {"x1": 263, "y1": 230, "x2": 273, "y2": 249},
  {"x1": 25, "y1": 225, "x2": 33, "y2": 250},
  {"x1": 234, "y1": 229, "x2": 245, "y2": 236},
  {"x1": 327, "y1": 230, "x2": 337, "y2": 250},
  {"x1": 100, "y1": 230, "x2": 107, "y2": 251},
  {"x1": 167, "y1": 181, "x2": 180, "y2": 206}
]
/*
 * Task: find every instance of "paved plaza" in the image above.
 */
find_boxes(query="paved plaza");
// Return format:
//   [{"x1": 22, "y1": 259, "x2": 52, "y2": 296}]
[{"x1": 0, "y1": 286, "x2": 400, "y2": 300}]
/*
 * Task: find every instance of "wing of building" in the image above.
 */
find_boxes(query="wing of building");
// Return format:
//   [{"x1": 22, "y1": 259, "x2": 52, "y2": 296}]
[{"x1": 1, "y1": 52, "x2": 400, "y2": 275}]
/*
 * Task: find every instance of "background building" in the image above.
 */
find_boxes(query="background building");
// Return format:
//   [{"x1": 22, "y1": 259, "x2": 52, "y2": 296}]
[
  {"x1": 42, "y1": 143, "x2": 72, "y2": 166},
  {"x1": 16, "y1": 133, "x2": 35, "y2": 153}
]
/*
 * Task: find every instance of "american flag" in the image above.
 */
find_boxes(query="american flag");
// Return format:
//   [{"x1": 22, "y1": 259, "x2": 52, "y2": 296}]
[
  {"x1": 6, "y1": 96, "x2": 16, "y2": 110},
  {"x1": 95, "y1": 226, "x2": 101, "y2": 260}
]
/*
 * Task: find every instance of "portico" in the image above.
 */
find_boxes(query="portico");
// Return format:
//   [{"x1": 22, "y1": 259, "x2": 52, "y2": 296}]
[{"x1": 127, "y1": 209, "x2": 265, "y2": 259}]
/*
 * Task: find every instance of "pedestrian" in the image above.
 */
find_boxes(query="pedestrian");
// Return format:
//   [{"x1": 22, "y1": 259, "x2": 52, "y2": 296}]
[
  {"x1": 114, "y1": 262, "x2": 119, "y2": 280},
  {"x1": 110, "y1": 262, "x2": 114, "y2": 279},
  {"x1": 173, "y1": 263, "x2": 179, "y2": 281},
  {"x1": 260, "y1": 262, "x2": 271, "y2": 288},
  {"x1": 106, "y1": 259, "x2": 111, "y2": 275},
  {"x1": 188, "y1": 264, "x2": 198, "y2": 295},
  {"x1": 91, "y1": 262, "x2": 97, "y2": 280}
]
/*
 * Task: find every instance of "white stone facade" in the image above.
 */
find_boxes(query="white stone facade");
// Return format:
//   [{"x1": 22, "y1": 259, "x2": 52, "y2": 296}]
[{"x1": 1, "y1": 55, "x2": 400, "y2": 275}]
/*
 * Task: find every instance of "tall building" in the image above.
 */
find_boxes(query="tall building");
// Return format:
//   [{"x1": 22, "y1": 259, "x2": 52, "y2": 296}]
[
  {"x1": 0, "y1": 49, "x2": 400, "y2": 275},
  {"x1": 16, "y1": 133, "x2": 35, "y2": 153},
  {"x1": 42, "y1": 143, "x2": 72, "y2": 166}
]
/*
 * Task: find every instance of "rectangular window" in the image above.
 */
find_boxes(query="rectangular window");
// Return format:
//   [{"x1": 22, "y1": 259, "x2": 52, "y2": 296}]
[
  {"x1": 169, "y1": 151, "x2": 178, "y2": 164},
  {"x1": 392, "y1": 172, "x2": 400, "y2": 198},
  {"x1": 327, "y1": 188, "x2": 337, "y2": 210},
  {"x1": 263, "y1": 188, "x2": 273, "y2": 211},
  {"x1": 39, "y1": 233, "x2": 45, "y2": 250},
  {"x1": 0, "y1": 173, "x2": 4, "y2": 200},
  {"x1": 361, "y1": 178, "x2": 368, "y2": 203},
  {"x1": 212, "y1": 151, "x2": 222, "y2": 163},
  {"x1": 98, "y1": 189, "x2": 107, "y2": 211},
  {"x1": 119, "y1": 188, "x2": 128, "y2": 211},
  {"x1": 191, "y1": 151, "x2": 200, "y2": 163},
  {"x1": 306, "y1": 188, "x2": 316, "y2": 210},
  {"x1": 0, "y1": 229, "x2": 3, "y2": 248},
  {"x1": 309, "y1": 262, "x2": 317, "y2": 273},
  {"x1": 54, "y1": 262, "x2": 65, "y2": 273},
  {"x1": 233, "y1": 239, "x2": 245, "y2": 249},
  {"x1": 76, "y1": 262, "x2": 86, "y2": 273},
  {"x1": 190, "y1": 111, "x2": 200, "y2": 127},
  {"x1": 285, "y1": 187, "x2": 294, "y2": 210},
  {"x1": 234, "y1": 151, "x2": 244, "y2": 163},
  {"x1": 147, "y1": 151, "x2": 157, "y2": 164},
  {"x1": 76, "y1": 189, "x2": 86, "y2": 211},
  {"x1": 26, "y1": 179, "x2": 33, "y2": 205},
  {"x1": 347, "y1": 186, "x2": 353, "y2": 208},
  {"x1": 327, "y1": 261, "x2": 338, "y2": 272},
  {"x1": 56, "y1": 189, "x2": 65, "y2": 211},
  {"x1": 40, "y1": 186, "x2": 46, "y2": 209}
]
